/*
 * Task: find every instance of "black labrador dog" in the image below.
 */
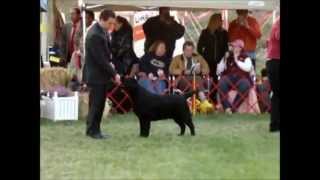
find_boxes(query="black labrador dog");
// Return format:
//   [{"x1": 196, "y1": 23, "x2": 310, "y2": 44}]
[{"x1": 121, "y1": 78, "x2": 196, "y2": 137}]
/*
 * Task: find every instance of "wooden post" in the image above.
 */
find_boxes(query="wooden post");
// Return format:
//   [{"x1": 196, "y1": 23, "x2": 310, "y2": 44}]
[{"x1": 192, "y1": 72, "x2": 196, "y2": 115}]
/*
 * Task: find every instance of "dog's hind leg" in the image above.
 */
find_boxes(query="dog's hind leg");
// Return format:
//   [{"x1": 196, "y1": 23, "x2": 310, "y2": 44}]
[
  {"x1": 185, "y1": 117, "x2": 195, "y2": 136},
  {"x1": 174, "y1": 119, "x2": 186, "y2": 136},
  {"x1": 139, "y1": 119, "x2": 151, "y2": 137}
]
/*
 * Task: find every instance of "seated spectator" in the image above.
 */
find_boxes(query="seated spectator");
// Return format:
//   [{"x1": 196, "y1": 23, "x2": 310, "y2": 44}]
[
  {"x1": 138, "y1": 40, "x2": 171, "y2": 94},
  {"x1": 217, "y1": 39, "x2": 255, "y2": 114},
  {"x1": 256, "y1": 68, "x2": 271, "y2": 113},
  {"x1": 169, "y1": 41, "x2": 213, "y2": 109}
]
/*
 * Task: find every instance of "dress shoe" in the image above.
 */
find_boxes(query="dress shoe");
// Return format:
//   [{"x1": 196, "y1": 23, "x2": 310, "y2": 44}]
[{"x1": 87, "y1": 133, "x2": 111, "y2": 139}]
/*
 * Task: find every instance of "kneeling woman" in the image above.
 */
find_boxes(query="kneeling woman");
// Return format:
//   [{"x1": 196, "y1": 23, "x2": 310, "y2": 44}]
[
  {"x1": 138, "y1": 40, "x2": 171, "y2": 94},
  {"x1": 217, "y1": 39, "x2": 255, "y2": 114}
]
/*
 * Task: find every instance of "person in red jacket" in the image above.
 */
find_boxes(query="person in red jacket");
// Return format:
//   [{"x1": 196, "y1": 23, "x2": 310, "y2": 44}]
[{"x1": 228, "y1": 9, "x2": 261, "y2": 69}]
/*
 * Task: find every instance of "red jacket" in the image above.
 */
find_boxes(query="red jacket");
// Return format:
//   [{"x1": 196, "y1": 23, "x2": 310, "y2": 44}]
[{"x1": 228, "y1": 16, "x2": 262, "y2": 51}]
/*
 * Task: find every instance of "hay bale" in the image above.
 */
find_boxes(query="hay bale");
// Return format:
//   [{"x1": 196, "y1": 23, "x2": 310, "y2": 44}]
[
  {"x1": 40, "y1": 67, "x2": 71, "y2": 91},
  {"x1": 78, "y1": 92, "x2": 111, "y2": 120}
]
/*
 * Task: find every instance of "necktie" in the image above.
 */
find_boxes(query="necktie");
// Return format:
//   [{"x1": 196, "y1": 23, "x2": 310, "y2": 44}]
[
  {"x1": 106, "y1": 33, "x2": 112, "y2": 60},
  {"x1": 186, "y1": 57, "x2": 193, "y2": 70}
]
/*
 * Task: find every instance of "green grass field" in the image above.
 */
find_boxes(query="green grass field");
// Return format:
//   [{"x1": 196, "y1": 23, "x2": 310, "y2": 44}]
[{"x1": 41, "y1": 113, "x2": 279, "y2": 180}]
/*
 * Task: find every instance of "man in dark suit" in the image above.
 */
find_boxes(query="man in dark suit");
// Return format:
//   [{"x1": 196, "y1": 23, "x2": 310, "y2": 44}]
[{"x1": 83, "y1": 9, "x2": 121, "y2": 139}]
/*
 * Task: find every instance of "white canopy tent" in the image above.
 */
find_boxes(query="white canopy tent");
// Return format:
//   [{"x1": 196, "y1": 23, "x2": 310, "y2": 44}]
[
  {"x1": 83, "y1": 0, "x2": 279, "y2": 11},
  {"x1": 79, "y1": 0, "x2": 279, "y2": 57}
]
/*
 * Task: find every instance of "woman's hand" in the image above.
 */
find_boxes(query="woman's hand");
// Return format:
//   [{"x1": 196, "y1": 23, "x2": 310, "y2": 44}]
[{"x1": 148, "y1": 73, "x2": 157, "y2": 80}]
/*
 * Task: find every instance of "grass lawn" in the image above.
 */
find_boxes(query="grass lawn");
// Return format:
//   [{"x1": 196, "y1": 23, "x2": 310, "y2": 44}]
[{"x1": 41, "y1": 113, "x2": 279, "y2": 180}]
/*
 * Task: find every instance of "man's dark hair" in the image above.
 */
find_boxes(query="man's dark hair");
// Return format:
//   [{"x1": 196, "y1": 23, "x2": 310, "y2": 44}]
[
  {"x1": 183, "y1": 41, "x2": 195, "y2": 50},
  {"x1": 99, "y1": 9, "x2": 115, "y2": 21},
  {"x1": 72, "y1": 7, "x2": 81, "y2": 15},
  {"x1": 159, "y1": 7, "x2": 170, "y2": 14},
  {"x1": 236, "y1": 9, "x2": 249, "y2": 15},
  {"x1": 86, "y1": 10, "x2": 95, "y2": 19},
  {"x1": 261, "y1": 68, "x2": 268, "y2": 77}
]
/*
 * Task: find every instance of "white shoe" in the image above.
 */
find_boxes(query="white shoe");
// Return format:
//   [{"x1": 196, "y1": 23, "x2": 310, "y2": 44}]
[{"x1": 225, "y1": 108, "x2": 232, "y2": 115}]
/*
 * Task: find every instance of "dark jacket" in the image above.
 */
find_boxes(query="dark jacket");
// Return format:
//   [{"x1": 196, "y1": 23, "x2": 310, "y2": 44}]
[
  {"x1": 82, "y1": 23, "x2": 116, "y2": 85},
  {"x1": 143, "y1": 16, "x2": 185, "y2": 58},
  {"x1": 111, "y1": 26, "x2": 138, "y2": 76},
  {"x1": 139, "y1": 52, "x2": 171, "y2": 77},
  {"x1": 197, "y1": 28, "x2": 228, "y2": 75}
]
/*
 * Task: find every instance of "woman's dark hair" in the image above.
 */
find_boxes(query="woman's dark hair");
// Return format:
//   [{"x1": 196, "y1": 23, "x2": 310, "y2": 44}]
[
  {"x1": 86, "y1": 10, "x2": 95, "y2": 19},
  {"x1": 72, "y1": 8, "x2": 81, "y2": 15},
  {"x1": 99, "y1": 9, "x2": 115, "y2": 21},
  {"x1": 116, "y1": 16, "x2": 132, "y2": 32},
  {"x1": 207, "y1": 13, "x2": 222, "y2": 32},
  {"x1": 149, "y1": 40, "x2": 166, "y2": 53}
]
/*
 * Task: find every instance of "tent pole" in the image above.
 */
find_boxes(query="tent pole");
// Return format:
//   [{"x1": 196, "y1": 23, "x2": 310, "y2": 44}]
[
  {"x1": 272, "y1": 10, "x2": 276, "y2": 23},
  {"x1": 80, "y1": 1, "x2": 86, "y2": 59}
]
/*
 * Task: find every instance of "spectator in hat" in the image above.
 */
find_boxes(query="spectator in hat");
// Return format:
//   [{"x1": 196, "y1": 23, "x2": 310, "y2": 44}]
[
  {"x1": 143, "y1": 7, "x2": 185, "y2": 58},
  {"x1": 217, "y1": 39, "x2": 255, "y2": 114},
  {"x1": 228, "y1": 9, "x2": 261, "y2": 69}
]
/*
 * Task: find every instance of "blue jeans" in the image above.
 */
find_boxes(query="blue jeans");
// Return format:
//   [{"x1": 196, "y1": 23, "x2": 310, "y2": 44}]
[
  {"x1": 218, "y1": 74, "x2": 251, "y2": 111},
  {"x1": 138, "y1": 79, "x2": 167, "y2": 95}
]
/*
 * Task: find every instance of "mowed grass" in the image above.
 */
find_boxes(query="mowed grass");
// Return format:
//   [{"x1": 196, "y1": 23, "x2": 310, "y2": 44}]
[{"x1": 41, "y1": 113, "x2": 279, "y2": 180}]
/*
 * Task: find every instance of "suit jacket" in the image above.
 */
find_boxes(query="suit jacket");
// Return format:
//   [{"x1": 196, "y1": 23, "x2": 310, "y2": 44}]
[{"x1": 82, "y1": 23, "x2": 116, "y2": 85}]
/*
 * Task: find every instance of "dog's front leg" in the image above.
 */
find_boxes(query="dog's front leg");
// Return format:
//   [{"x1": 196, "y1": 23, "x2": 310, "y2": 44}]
[
  {"x1": 185, "y1": 118, "x2": 195, "y2": 136},
  {"x1": 139, "y1": 119, "x2": 151, "y2": 137},
  {"x1": 174, "y1": 119, "x2": 186, "y2": 136}
]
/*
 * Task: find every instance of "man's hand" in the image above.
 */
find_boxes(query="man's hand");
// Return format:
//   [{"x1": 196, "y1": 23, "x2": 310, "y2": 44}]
[
  {"x1": 113, "y1": 74, "x2": 121, "y2": 85},
  {"x1": 243, "y1": 19, "x2": 250, "y2": 29}
]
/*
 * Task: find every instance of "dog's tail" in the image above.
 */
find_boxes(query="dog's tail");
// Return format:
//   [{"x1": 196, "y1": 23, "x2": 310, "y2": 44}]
[{"x1": 183, "y1": 90, "x2": 198, "y2": 99}]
